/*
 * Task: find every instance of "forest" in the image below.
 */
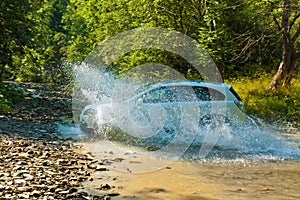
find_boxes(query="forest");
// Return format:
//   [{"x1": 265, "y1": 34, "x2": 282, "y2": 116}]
[{"x1": 0, "y1": 0, "x2": 300, "y2": 126}]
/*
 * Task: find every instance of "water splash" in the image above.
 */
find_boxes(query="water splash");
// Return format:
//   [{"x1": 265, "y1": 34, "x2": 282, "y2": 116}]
[
  {"x1": 70, "y1": 63, "x2": 300, "y2": 163},
  {"x1": 185, "y1": 116, "x2": 300, "y2": 161}
]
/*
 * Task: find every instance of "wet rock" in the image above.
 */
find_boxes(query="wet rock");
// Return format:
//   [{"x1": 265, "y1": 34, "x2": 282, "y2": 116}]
[
  {"x1": 0, "y1": 133, "x2": 118, "y2": 199},
  {"x1": 112, "y1": 158, "x2": 124, "y2": 162},
  {"x1": 87, "y1": 163, "x2": 97, "y2": 169},
  {"x1": 100, "y1": 184, "x2": 111, "y2": 190},
  {"x1": 23, "y1": 173, "x2": 34, "y2": 181},
  {"x1": 96, "y1": 166, "x2": 109, "y2": 171},
  {"x1": 146, "y1": 145, "x2": 160, "y2": 151},
  {"x1": 105, "y1": 192, "x2": 120, "y2": 197},
  {"x1": 0, "y1": 83, "x2": 119, "y2": 199},
  {"x1": 18, "y1": 193, "x2": 30, "y2": 199},
  {"x1": 31, "y1": 190, "x2": 41, "y2": 197},
  {"x1": 16, "y1": 186, "x2": 32, "y2": 192},
  {"x1": 69, "y1": 187, "x2": 78, "y2": 193},
  {"x1": 58, "y1": 190, "x2": 70, "y2": 194},
  {"x1": 56, "y1": 158, "x2": 71, "y2": 166},
  {"x1": 14, "y1": 179, "x2": 26, "y2": 185},
  {"x1": 146, "y1": 187, "x2": 167, "y2": 193}
]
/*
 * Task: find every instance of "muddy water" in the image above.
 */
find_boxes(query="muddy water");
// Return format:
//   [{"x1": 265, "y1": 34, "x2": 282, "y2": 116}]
[
  {"x1": 84, "y1": 159, "x2": 300, "y2": 199},
  {"x1": 78, "y1": 140, "x2": 300, "y2": 200}
]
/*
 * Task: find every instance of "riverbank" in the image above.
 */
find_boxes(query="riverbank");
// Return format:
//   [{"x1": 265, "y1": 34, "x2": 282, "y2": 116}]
[{"x1": 0, "y1": 82, "x2": 119, "y2": 199}]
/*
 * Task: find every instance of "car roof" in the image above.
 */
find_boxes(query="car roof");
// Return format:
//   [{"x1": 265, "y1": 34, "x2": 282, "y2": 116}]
[{"x1": 151, "y1": 80, "x2": 231, "y2": 89}]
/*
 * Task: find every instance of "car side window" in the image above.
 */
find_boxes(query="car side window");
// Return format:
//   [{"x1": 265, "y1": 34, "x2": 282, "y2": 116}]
[
  {"x1": 168, "y1": 86, "x2": 198, "y2": 102},
  {"x1": 139, "y1": 85, "x2": 225, "y2": 103},
  {"x1": 170, "y1": 86, "x2": 225, "y2": 101},
  {"x1": 193, "y1": 86, "x2": 225, "y2": 101},
  {"x1": 142, "y1": 87, "x2": 175, "y2": 103},
  {"x1": 192, "y1": 86, "x2": 211, "y2": 101}
]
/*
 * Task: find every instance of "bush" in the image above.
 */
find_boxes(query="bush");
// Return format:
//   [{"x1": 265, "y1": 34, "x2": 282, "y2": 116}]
[
  {"x1": 0, "y1": 82, "x2": 23, "y2": 114},
  {"x1": 227, "y1": 73, "x2": 300, "y2": 128}
]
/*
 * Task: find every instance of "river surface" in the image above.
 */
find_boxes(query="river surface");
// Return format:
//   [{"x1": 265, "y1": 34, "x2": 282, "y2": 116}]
[
  {"x1": 72, "y1": 135, "x2": 300, "y2": 200},
  {"x1": 57, "y1": 122, "x2": 300, "y2": 199},
  {"x1": 93, "y1": 160, "x2": 300, "y2": 200}
]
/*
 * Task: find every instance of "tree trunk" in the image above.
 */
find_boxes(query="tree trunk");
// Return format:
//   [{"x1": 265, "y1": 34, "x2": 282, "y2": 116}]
[
  {"x1": 267, "y1": 43, "x2": 297, "y2": 89},
  {"x1": 267, "y1": 0, "x2": 300, "y2": 90}
]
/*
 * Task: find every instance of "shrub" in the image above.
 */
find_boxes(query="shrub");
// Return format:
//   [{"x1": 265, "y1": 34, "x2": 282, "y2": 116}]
[
  {"x1": 227, "y1": 73, "x2": 300, "y2": 127},
  {"x1": 0, "y1": 82, "x2": 23, "y2": 114}
]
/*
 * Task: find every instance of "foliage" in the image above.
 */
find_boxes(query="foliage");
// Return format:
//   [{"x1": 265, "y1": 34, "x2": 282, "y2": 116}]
[
  {"x1": 0, "y1": 0, "x2": 70, "y2": 83},
  {"x1": 266, "y1": 0, "x2": 300, "y2": 89},
  {"x1": 0, "y1": 0, "x2": 300, "y2": 126},
  {"x1": 0, "y1": 0, "x2": 297, "y2": 83},
  {"x1": 229, "y1": 73, "x2": 300, "y2": 127},
  {"x1": 61, "y1": 0, "x2": 287, "y2": 80},
  {"x1": 0, "y1": 0, "x2": 39, "y2": 80},
  {"x1": 0, "y1": 82, "x2": 23, "y2": 114}
]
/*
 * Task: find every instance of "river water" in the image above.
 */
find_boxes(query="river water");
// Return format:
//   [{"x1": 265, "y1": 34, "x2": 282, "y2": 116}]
[
  {"x1": 58, "y1": 121, "x2": 300, "y2": 199},
  {"x1": 68, "y1": 130, "x2": 300, "y2": 200},
  {"x1": 89, "y1": 159, "x2": 300, "y2": 200}
]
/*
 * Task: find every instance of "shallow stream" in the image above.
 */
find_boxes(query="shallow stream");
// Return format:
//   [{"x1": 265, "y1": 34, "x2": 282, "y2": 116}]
[{"x1": 59, "y1": 125, "x2": 300, "y2": 199}]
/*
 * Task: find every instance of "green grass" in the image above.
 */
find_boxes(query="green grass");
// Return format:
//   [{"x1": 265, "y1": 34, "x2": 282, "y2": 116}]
[{"x1": 227, "y1": 74, "x2": 300, "y2": 128}]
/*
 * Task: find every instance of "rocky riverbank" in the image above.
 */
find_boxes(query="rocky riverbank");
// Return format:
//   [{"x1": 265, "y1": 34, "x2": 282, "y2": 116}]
[{"x1": 0, "y1": 82, "x2": 119, "y2": 199}]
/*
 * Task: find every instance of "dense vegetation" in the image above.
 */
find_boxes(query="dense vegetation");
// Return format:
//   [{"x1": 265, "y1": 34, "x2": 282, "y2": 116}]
[
  {"x1": 229, "y1": 74, "x2": 300, "y2": 127},
  {"x1": 0, "y1": 0, "x2": 299, "y2": 126}
]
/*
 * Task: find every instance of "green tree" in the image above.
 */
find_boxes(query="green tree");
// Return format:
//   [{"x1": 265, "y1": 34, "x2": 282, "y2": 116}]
[
  {"x1": 0, "y1": 0, "x2": 38, "y2": 80},
  {"x1": 38, "y1": 0, "x2": 69, "y2": 83},
  {"x1": 62, "y1": 0, "x2": 282, "y2": 80},
  {"x1": 62, "y1": 0, "x2": 214, "y2": 76},
  {"x1": 267, "y1": 0, "x2": 300, "y2": 89}
]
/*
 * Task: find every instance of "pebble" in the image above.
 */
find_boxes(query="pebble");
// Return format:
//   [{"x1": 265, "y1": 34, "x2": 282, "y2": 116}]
[
  {"x1": 14, "y1": 179, "x2": 26, "y2": 185},
  {"x1": 0, "y1": 133, "x2": 114, "y2": 199},
  {"x1": 0, "y1": 82, "x2": 119, "y2": 199},
  {"x1": 100, "y1": 184, "x2": 111, "y2": 190}
]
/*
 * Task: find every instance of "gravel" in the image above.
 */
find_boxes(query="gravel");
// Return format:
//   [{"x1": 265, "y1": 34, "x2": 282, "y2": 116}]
[{"x1": 0, "y1": 82, "x2": 119, "y2": 199}]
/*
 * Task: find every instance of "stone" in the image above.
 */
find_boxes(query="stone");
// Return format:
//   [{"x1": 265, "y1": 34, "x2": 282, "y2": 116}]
[
  {"x1": 31, "y1": 190, "x2": 41, "y2": 197},
  {"x1": 16, "y1": 186, "x2": 31, "y2": 192},
  {"x1": 100, "y1": 184, "x2": 111, "y2": 190},
  {"x1": 106, "y1": 192, "x2": 120, "y2": 197},
  {"x1": 14, "y1": 179, "x2": 26, "y2": 185},
  {"x1": 96, "y1": 166, "x2": 109, "y2": 171},
  {"x1": 18, "y1": 193, "x2": 30, "y2": 199},
  {"x1": 23, "y1": 173, "x2": 34, "y2": 181},
  {"x1": 87, "y1": 164, "x2": 97, "y2": 169},
  {"x1": 0, "y1": 83, "x2": 120, "y2": 199},
  {"x1": 58, "y1": 190, "x2": 70, "y2": 194},
  {"x1": 69, "y1": 187, "x2": 77, "y2": 193}
]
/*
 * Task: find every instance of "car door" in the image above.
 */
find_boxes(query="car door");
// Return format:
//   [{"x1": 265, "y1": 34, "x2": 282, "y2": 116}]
[
  {"x1": 128, "y1": 85, "x2": 202, "y2": 142},
  {"x1": 128, "y1": 86, "x2": 180, "y2": 138}
]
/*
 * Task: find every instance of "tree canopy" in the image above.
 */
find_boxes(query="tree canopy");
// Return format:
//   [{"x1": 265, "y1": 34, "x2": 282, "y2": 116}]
[{"x1": 0, "y1": 0, "x2": 299, "y2": 86}]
